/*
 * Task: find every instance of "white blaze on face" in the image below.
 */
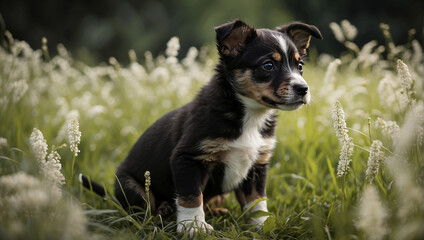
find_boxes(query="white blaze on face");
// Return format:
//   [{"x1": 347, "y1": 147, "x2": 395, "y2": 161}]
[
  {"x1": 273, "y1": 34, "x2": 294, "y2": 73},
  {"x1": 291, "y1": 72, "x2": 311, "y2": 104},
  {"x1": 273, "y1": 34, "x2": 288, "y2": 55}
]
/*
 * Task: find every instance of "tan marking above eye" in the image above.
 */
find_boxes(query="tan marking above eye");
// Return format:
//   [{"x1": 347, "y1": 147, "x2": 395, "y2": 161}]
[
  {"x1": 294, "y1": 52, "x2": 300, "y2": 62},
  {"x1": 272, "y1": 52, "x2": 282, "y2": 61}
]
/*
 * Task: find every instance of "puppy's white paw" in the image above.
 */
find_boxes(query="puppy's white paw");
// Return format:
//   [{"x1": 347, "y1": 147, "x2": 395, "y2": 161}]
[
  {"x1": 249, "y1": 215, "x2": 269, "y2": 228},
  {"x1": 176, "y1": 202, "x2": 213, "y2": 237},
  {"x1": 177, "y1": 219, "x2": 213, "y2": 237},
  {"x1": 244, "y1": 199, "x2": 270, "y2": 229}
]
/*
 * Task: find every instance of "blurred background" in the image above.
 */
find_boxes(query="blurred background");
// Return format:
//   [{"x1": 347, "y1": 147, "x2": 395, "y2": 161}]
[{"x1": 1, "y1": 0, "x2": 422, "y2": 65}]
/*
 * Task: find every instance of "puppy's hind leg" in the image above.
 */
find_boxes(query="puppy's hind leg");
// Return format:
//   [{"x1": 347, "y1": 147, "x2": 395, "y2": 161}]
[{"x1": 114, "y1": 172, "x2": 156, "y2": 214}]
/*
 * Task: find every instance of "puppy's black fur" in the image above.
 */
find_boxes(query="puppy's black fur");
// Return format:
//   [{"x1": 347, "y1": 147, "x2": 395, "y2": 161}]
[{"x1": 81, "y1": 19, "x2": 322, "y2": 231}]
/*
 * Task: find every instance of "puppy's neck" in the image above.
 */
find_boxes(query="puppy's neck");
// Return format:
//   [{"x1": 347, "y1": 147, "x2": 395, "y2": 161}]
[
  {"x1": 237, "y1": 94, "x2": 276, "y2": 131},
  {"x1": 237, "y1": 94, "x2": 272, "y2": 112}
]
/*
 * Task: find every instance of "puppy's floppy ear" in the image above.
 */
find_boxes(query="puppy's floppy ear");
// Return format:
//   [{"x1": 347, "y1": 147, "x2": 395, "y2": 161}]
[
  {"x1": 215, "y1": 19, "x2": 256, "y2": 57},
  {"x1": 276, "y1": 22, "x2": 323, "y2": 56}
]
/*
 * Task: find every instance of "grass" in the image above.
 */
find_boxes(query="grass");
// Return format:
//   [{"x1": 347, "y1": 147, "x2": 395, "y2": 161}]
[{"x1": 0, "y1": 20, "x2": 423, "y2": 239}]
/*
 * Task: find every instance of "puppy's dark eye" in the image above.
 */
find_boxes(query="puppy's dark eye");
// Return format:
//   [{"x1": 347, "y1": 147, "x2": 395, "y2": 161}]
[
  {"x1": 298, "y1": 62, "x2": 304, "y2": 73},
  {"x1": 262, "y1": 62, "x2": 275, "y2": 71}
]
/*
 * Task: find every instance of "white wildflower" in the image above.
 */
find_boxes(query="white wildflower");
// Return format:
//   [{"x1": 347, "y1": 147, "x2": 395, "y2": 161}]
[
  {"x1": 336, "y1": 136, "x2": 354, "y2": 177},
  {"x1": 416, "y1": 105, "x2": 424, "y2": 146},
  {"x1": 29, "y1": 128, "x2": 48, "y2": 163},
  {"x1": 397, "y1": 59, "x2": 414, "y2": 103},
  {"x1": 150, "y1": 66, "x2": 170, "y2": 82},
  {"x1": 67, "y1": 118, "x2": 81, "y2": 157},
  {"x1": 332, "y1": 101, "x2": 349, "y2": 141},
  {"x1": 322, "y1": 58, "x2": 342, "y2": 103},
  {"x1": 144, "y1": 51, "x2": 155, "y2": 71},
  {"x1": 182, "y1": 47, "x2": 199, "y2": 67},
  {"x1": 375, "y1": 117, "x2": 400, "y2": 139},
  {"x1": 10, "y1": 79, "x2": 28, "y2": 103},
  {"x1": 377, "y1": 75, "x2": 400, "y2": 110},
  {"x1": 57, "y1": 43, "x2": 70, "y2": 58},
  {"x1": 29, "y1": 129, "x2": 65, "y2": 191},
  {"x1": 60, "y1": 201, "x2": 89, "y2": 240},
  {"x1": 329, "y1": 22, "x2": 345, "y2": 43},
  {"x1": 44, "y1": 150, "x2": 65, "y2": 188},
  {"x1": 128, "y1": 49, "x2": 137, "y2": 63},
  {"x1": 394, "y1": 104, "x2": 423, "y2": 153},
  {"x1": 366, "y1": 140, "x2": 385, "y2": 183},
  {"x1": 341, "y1": 20, "x2": 358, "y2": 41},
  {"x1": 397, "y1": 59, "x2": 413, "y2": 90},
  {"x1": 411, "y1": 40, "x2": 422, "y2": 64},
  {"x1": 0, "y1": 172, "x2": 61, "y2": 214},
  {"x1": 317, "y1": 53, "x2": 335, "y2": 68},
  {"x1": 166, "y1": 36, "x2": 180, "y2": 58},
  {"x1": 323, "y1": 58, "x2": 341, "y2": 86},
  {"x1": 87, "y1": 105, "x2": 106, "y2": 119},
  {"x1": 109, "y1": 57, "x2": 121, "y2": 71},
  {"x1": 386, "y1": 105, "x2": 424, "y2": 222},
  {"x1": 0, "y1": 172, "x2": 89, "y2": 239},
  {"x1": 332, "y1": 101, "x2": 354, "y2": 177},
  {"x1": 0, "y1": 137, "x2": 8, "y2": 150},
  {"x1": 356, "y1": 185, "x2": 388, "y2": 240}
]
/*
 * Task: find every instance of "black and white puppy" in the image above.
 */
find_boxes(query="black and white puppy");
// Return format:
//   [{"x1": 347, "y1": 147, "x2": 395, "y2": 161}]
[{"x1": 81, "y1": 19, "x2": 322, "y2": 235}]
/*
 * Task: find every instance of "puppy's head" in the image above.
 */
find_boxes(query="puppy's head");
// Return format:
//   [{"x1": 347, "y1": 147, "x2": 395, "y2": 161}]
[{"x1": 215, "y1": 20, "x2": 323, "y2": 111}]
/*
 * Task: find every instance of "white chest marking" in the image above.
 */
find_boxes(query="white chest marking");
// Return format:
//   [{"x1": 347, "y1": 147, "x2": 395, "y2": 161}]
[{"x1": 221, "y1": 95, "x2": 276, "y2": 192}]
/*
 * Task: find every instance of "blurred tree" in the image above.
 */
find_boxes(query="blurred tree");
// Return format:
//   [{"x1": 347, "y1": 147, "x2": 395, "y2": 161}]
[{"x1": 0, "y1": 0, "x2": 422, "y2": 64}]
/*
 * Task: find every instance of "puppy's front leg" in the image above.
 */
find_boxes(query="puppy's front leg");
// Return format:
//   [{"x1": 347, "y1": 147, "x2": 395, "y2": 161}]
[
  {"x1": 171, "y1": 156, "x2": 213, "y2": 236},
  {"x1": 235, "y1": 163, "x2": 270, "y2": 228}
]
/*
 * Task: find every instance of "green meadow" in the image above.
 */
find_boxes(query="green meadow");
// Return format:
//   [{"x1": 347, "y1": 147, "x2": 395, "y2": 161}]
[{"x1": 0, "y1": 20, "x2": 423, "y2": 239}]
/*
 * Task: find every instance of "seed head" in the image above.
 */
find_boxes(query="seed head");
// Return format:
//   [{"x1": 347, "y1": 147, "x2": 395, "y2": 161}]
[
  {"x1": 332, "y1": 101, "x2": 354, "y2": 177},
  {"x1": 329, "y1": 22, "x2": 345, "y2": 43},
  {"x1": 366, "y1": 140, "x2": 385, "y2": 183},
  {"x1": 166, "y1": 37, "x2": 180, "y2": 58},
  {"x1": 29, "y1": 128, "x2": 48, "y2": 163},
  {"x1": 341, "y1": 20, "x2": 358, "y2": 41},
  {"x1": 0, "y1": 137, "x2": 8, "y2": 150},
  {"x1": 44, "y1": 150, "x2": 65, "y2": 188},
  {"x1": 332, "y1": 101, "x2": 349, "y2": 141},
  {"x1": 144, "y1": 170, "x2": 151, "y2": 193},
  {"x1": 67, "y1": 118, "x2": 81, "y2": 157},
  {"x1": 375, "y1": 117, "x2": 400, "y2": 140},
  {"x1": 397, "y1": 59, "x2": 414, "y2": 103},
  {"x1": 336, "y1": 136, "x2": 354, "y2": 177},
  {"x1": 356, "y1": 185, "x2": 388, "y2": 240}
]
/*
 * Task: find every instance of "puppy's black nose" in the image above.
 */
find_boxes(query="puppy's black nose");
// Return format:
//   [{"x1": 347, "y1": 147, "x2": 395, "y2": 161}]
[{"x1": 293, "y1": 84, "x2": 309, "y2": 96}]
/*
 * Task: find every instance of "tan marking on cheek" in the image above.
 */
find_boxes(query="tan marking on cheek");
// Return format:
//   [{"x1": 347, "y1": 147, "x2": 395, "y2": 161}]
[
  {"x1": 234, "y1": 70, "x2": 275, "y2": 104},
  {"x1": 294, "y1": 52, "x2": 300, "y2": 62},
  {"x1": 272, "y1": 52, "x2": 282, "y2": 61}
]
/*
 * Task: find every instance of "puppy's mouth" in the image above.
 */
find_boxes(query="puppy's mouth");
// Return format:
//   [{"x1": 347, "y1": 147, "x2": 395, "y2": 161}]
[{"x1": 261, "y1": 96, "x2": 307, "y2": 111}]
